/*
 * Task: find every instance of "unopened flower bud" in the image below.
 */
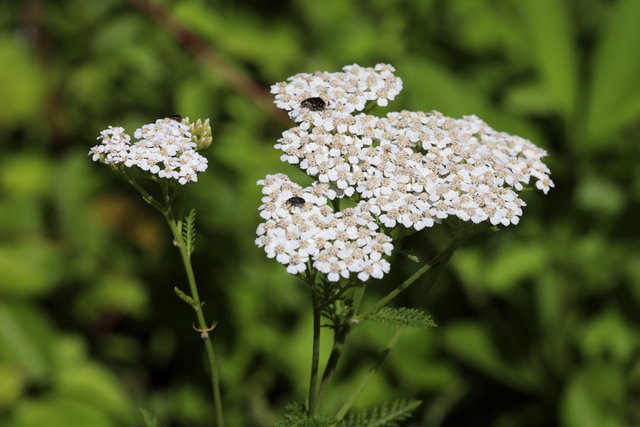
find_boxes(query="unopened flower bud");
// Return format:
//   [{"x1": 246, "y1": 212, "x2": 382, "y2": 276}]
[{"x1": 190, "y1": 118, "x2": 213, "y2": 150}]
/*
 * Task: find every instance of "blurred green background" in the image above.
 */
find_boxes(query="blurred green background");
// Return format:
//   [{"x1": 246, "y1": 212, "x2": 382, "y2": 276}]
[{"x1": 1, "y1": 0, "x2": 639, "y2": 426}]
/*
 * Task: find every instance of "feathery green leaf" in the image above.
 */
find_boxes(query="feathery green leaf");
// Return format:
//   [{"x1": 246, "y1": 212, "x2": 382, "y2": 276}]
[
  {"x1": 338, "y1": 399, "x2": 421, "y2": 427},
  {"x1": 275, "y1": 403, "x2": 333, "y2": 427},
  {"x1": 174, "y1": 286, "x2": 203, "y2": 310},
  {"x1": 367, "y1": 307, "x2": 436, "y2": 330},
  {"x1": 182, "y1": 209, "x2": 197, "y2": 256}
]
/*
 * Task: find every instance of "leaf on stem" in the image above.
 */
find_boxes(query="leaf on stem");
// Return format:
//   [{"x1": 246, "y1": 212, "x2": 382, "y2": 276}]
[
  {"x1": 275, "y1": 402, "x2": 333, "y2": 427},
  {"x1": 174, "y1": 286, "x2": 201, "y2": 309},
  {"x1": 366, "y1": 307, "x2": 436, "y2": 330},
  {"x1": 339, "y1": 399, "x2": 422, "y2": 427},
  {"x1": 182, "y1": 209, "x2": 197, "y2": 256}
]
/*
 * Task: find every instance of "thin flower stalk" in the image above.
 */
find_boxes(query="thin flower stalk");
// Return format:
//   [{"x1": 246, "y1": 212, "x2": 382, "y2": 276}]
[
  {"x1": 165, "y1": 211, "x2": 224, "y2": 427},
  {"x1": 312, "y1": 284, "x2": 367, "y2": 415},
  {"x1": 90, "y1": 116, "x2": 223, "y2": 426},
  {"x1": 333, "y1": 231, "x2": 465, "y2": 422}
]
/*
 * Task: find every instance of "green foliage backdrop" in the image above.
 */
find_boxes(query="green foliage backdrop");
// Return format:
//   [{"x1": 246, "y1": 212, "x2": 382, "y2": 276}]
[{"x1": 1, "y1": 0, "x2": 639, "y2": 426}]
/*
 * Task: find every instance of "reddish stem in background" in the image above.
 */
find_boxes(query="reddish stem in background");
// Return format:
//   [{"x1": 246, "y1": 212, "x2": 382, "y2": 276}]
[{"x1": 129, "y1": 0, "x2": 291, "y2": 124}]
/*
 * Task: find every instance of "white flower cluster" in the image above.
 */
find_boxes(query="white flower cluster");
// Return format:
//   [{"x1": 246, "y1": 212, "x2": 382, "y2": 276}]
[
  {"x1": 257, "y1": 63, "x2": 554, "y2": 280},
  {"x1": 275, "y1": 110, "x2": 554, "y2": 228},
  {"x1": 255, "y1": 174, "x2": 391, "y2": 282},
  {"x1": 90, "y1": 117, "x2": 208, "y2": 185},
  {"x1": 271, "y1": 63, "x2": 403, "y2": 123}
]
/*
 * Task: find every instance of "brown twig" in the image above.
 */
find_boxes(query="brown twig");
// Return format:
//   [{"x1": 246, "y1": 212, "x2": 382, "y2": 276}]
[{"x1": 129, "y1": 0, "x2": 291, "y2": 124}]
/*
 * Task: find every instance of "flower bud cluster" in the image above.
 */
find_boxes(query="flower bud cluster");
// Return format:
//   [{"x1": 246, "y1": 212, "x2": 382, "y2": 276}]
[
  {"x1": 90, "y1": 117, "x2": 209, "y2": 185},
  {"x1": 187, "y1": 118, "x2": 213, "y2": 150}
]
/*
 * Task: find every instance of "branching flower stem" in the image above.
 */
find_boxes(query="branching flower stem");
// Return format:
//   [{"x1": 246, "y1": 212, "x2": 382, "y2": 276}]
[
  {"x1": 123, "y1": 171, "x2": 165, "y2": 213},
  {"x1": 312, "y1": 284, "x2": 367, "y2": 416},
  {"x1": 167, "y1": 215, "x2": 225, "y2": 427},
  {"x1": 91, "y1": 116, "x2": 220, "y2": 423},
  {"x1": 332, "y1": 256, "x2": 450, "y2": 423},
  {"x1": 136, "y1": 180, "x2": 225, "y2": 427},
  {"x1": 317, "y1": 281, "x2": 358, "y2": 313},
  {"x1": 332, "y1": 222, "x2": 495, "y2": 422},
  {"x1": 361, "y1": 221, "x2": 493, "y2": 321}
]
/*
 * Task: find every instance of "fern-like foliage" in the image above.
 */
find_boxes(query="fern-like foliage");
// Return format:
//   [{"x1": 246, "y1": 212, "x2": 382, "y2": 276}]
[
  {"x1": 276, "y1": 400, "x2": 421, "y2": 427},
  {"x1": 367, "y1": 307, "x2": 436, "y2": 330},
  {"x1": 182, "y1": 209, "x2": 196, "y2": 256},
  {"x1": 275, "y1": 403, "x2": 334, "y2": 427},
  {"x1": 338, "y1": 399, "x2": 421, "y2": 427}
]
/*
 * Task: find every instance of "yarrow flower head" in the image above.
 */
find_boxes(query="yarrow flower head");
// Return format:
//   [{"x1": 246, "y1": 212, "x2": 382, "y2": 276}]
[
  {"x1": 271, "y1": 63, "x2": 403, "y2": 126},
  {"x1": 255, "y1": 174, "x2": 391, "y2": 282},
  {"x1": 90, "y1": 116, "x2": 210, "y2": 185},
  {"x1": 258, "y1": 64, "x2": 554, "y2": 281}
]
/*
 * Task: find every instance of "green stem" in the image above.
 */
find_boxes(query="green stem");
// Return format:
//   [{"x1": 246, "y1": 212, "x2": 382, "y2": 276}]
[
  {"x1": 308, "y1": 281, "x2": 321, "y2": 416},
  {"x1": 358, "y1": 240, "x2": 452, "y2": 321},
  {"x1": 123, "y1": 174, "x2": 222, "y2": 423},
  {"x1": 333, "y1": 326, "x2": 406, "y2": 423},
  {"x1": 123, "y1": 171, "x2": 165, "y2": 213},
  {"x1": 333, "y1": 252, "x2": 453, "y2": 422},
  {"x1": 317, "y1": 278, "x2": 357, "y2": 313},
  {"x1": 165, "y1": 209, "x2": 224, "y2": 427},
  {"x1": 333, "y1": 221, "x2": 493, "y2": 422},
  {"x1": 360, "y1": 221, "x2": 492, "y2": 320},
  {"x1": 313, "y1": 284, "x2": 367, "y2": 413}
]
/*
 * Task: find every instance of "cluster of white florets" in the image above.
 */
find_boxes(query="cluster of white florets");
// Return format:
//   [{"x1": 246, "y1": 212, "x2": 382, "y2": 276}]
[
  {"x1": 90, "y1": 117, "x2": 208, "y2": 185},
  {"x1": 276, "y1": 110, "x2": 553, "y2": 228},
  {"x1": 271, "y1": 63, "x2": 402, "y2": 118},
  {"x1": 255, "y1": 174, "x2": 391, "y2": 282},
  {"x1": 257, "y1": 63, "x2": 554, "y2": 281}
]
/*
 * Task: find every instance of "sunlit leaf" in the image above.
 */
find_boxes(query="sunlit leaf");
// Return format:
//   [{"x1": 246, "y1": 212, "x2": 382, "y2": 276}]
[
  {"x1": 442, "y1": 321, "x2": 539, "y2": 392},
  {"x1": 483, "y1": 243, "x2": 548, "y2": 292},
  {"x1": 7, "y1": 397, "x2": 112, "y2": 427},
  {"x1": 0, "y1": 240, "x2": 64, "y2": 297},
  {"x1": 515, "y1": 0, "x2": 578, "y2": 119},
  {"x1": 586, "y1": 0, "x2": 640, "y2": 147},
  {"x1": 560, "y1": 368, "x2": 626, "y2": 427}
]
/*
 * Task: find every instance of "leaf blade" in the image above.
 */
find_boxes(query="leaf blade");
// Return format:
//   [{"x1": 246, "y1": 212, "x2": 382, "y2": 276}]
[{"x1": 367, "y1": 307, "x2": 436, "y2": 330}]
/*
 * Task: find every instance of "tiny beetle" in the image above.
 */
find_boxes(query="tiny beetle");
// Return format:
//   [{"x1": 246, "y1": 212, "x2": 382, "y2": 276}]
[
  {"x1": 169, "y1": 114, "x2": 182, "y2": 121},
  {"x1": 300, "y1": 97, "x2": 326, "y2": 112},
  {"x1": 286, "y1": 196, "x2": 306, "y2": 209}
]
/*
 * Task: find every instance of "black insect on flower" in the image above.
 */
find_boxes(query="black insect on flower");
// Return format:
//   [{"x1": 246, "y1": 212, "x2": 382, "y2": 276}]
[
  {"x1": 286, "y1": 196, "x2": 306, "y2": 209},
  {"x1": 300, "y1": 97, "x2": 326, "y2": 112},
  {"x1": 169, "y1": 114, "x2": 182, "y2": 121}
]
